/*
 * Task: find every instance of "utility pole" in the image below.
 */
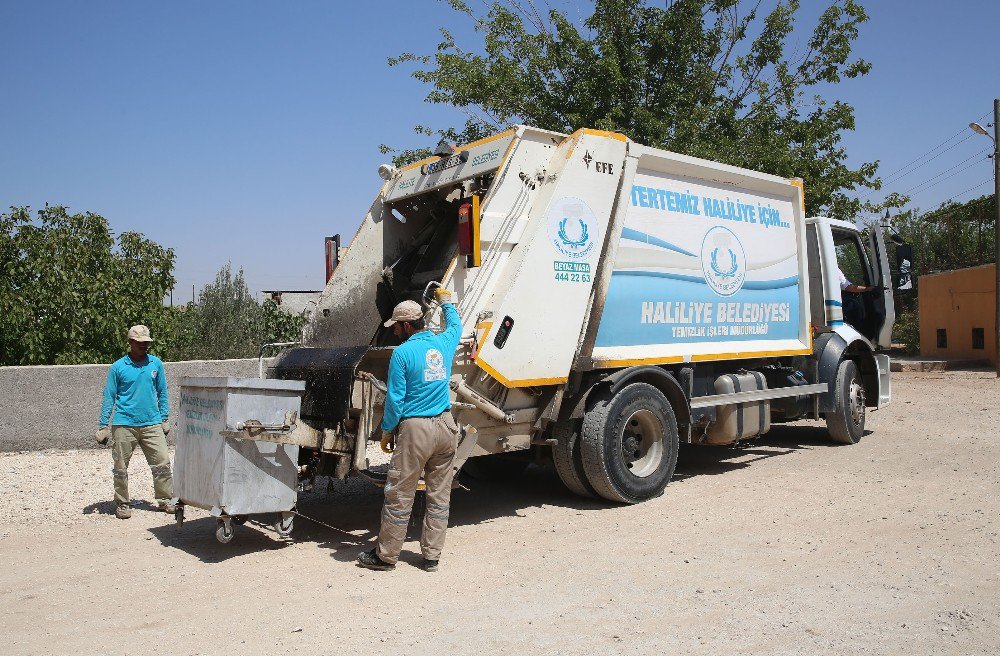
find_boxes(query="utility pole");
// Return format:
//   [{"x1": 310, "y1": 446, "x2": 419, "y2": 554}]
[{"x1": 993, "y1": 98, "x2": 999, "y2": 378}]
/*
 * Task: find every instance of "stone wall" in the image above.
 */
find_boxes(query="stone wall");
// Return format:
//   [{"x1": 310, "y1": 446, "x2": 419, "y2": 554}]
[{"x1": 0, "y1": 359, "x2": 267, "y2": 452}]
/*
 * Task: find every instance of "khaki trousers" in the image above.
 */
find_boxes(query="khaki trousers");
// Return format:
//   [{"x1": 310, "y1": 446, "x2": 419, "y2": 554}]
[
  {"x1": 376, "y1": 412, "x2": 459, "y2": 564},
  {"x1": 111, "y1": 425, "x2": 173, "y2": 506}
]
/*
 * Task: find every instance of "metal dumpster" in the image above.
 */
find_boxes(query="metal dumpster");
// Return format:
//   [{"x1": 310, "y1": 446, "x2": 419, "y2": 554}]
[{"x1": 174, "y1": 376, "x2": 306, "y2": 543}]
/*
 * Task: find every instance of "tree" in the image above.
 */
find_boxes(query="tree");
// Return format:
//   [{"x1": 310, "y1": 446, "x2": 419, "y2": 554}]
[
  {"x1": 384, "y1": 0, "x2": 891, "y2": 219},
  {"x1": 883, "y1": 192, "x2": 996, "y2": 353},
  {"x1": 164, "y1": 263, "x2": 305, "y2": 361},
  {"x1": 0, "y1": 205, "x2": 175, "y2": 365}
]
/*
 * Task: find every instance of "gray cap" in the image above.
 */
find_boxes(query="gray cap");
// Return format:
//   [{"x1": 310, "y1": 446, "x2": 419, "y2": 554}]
[{"x1": 384, "y1": 300, "x2": 424, "y2": 327}]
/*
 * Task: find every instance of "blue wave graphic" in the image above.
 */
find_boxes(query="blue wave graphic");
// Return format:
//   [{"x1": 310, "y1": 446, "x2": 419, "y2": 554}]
[
  {"x1": 614, "y1": 270, "x2": 799, "y2": 290},
  {"x1": 620, "y1": 227, "x2": 696, "y2": 257}
]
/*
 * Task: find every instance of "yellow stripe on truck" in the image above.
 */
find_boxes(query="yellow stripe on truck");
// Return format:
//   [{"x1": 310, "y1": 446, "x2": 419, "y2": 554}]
[
  {"x1": 788, "y1": 178, "x2": 806, "y2": 213},
  {"x1": 690, "y1": 347, "x2": 812, "y2": 362},
  {"x1": 475, "y1": 356, "x2": 567, "y2": 388},
  {"x1": 582, "y1": 128, "x2": 628, "y2": 142}
]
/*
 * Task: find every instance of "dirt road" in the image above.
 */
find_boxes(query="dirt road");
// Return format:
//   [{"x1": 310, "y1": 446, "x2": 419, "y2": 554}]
[{"x1": 1, "y1": 370, "x2": 998, "y2": 655}]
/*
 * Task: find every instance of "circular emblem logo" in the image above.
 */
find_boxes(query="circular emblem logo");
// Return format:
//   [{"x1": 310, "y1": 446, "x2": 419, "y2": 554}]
[
  {"x1": 547, "y1": 197, "x2": 599, "y2": 261},
  {"x1": 700, "y1": 226, "x2": 746, "y2": 297},
  {"x1": 426, "y1": 349, "x2": 444, "y2": 369}
]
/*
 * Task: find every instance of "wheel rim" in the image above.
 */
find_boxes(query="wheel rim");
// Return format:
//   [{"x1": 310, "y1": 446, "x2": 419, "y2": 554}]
[
  {"x1": 849, "y1": 379, "x2": 866, "y2": 427},
  {"x1": 619, "y1": 409, "x2": 664, "y2": 478}
]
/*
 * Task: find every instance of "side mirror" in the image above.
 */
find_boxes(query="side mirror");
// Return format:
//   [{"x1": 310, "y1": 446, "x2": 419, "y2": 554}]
[{"x1": 895, "y1": 244, "x2": 914, "y2": 290}]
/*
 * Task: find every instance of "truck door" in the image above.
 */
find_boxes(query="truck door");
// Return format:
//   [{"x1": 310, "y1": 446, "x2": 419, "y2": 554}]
[
  {"x1": 868, "y1": 224, "x2": 895, "y2": 348},
  {"x1": 832, "y1": 228, "x2": 881, "y2": 343}
]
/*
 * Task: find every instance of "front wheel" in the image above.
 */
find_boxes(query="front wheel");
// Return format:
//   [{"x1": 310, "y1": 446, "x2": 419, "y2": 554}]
[
  {"x1": 580, "y1": 383, "x2": 679, "y2": 504},
  {"x1": 826, "y1": 359, "x2": 866, "y2": 444}
]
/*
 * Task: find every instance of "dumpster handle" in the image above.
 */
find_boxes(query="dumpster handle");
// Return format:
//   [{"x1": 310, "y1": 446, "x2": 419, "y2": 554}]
[{"x1": 259, "y1": 342, "x2": 300, "y2": 378}]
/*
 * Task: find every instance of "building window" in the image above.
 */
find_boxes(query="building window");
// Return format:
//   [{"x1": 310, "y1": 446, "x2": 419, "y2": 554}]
[
  {"x1": 937, "y1": 329, "x2": 947, "y2": 349},
  {"x1": 972, "y1": 328, "x2": 985, "y2": 350}
]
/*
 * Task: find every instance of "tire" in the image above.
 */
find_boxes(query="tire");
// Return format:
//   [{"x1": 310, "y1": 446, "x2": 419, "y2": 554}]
[
  {"x1": 826, "y1": 359, "x2": 866, "y2": 444},
  {"x1": 461, "y1": 454, "x2": 530, "y2": 482},
  {"x1": 551, "y1": 419, "x2": 596, "y2": 498},
  {"x1": 580, "y1": 382, "x2": 679, "y2": 504}
]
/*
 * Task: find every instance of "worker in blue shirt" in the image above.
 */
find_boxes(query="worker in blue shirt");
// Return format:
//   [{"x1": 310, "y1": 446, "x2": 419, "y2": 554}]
[
  {"x1": 97, "y1": 325, "x2": 174, "y2": 519},
  {"x1": 358, "y1": 290, "x2": 462, "y2": 572}
]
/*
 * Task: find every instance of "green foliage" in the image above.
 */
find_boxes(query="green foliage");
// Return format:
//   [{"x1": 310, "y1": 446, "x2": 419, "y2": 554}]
[
  {"x1": 1, "y1": 207, "x2": 305, "y2": 365},
  {"x1": 893, "y1": 194, "x2": 995, "y2": 277},
  {"x1": 888, "y1": 192, "x2": 996, "y2": 352},
  {"x1": 162, "y1": 263, "x2": 305, "y2": 361},
  {"x1": 0, "y1": 205, "x2": 175, "y2": 365},
  {"x1": 384, "y1": 0, "x2": 889, "y2": 218},
  {"x1": 893, "y1": 308, "x2": 920, "y2": 355}
]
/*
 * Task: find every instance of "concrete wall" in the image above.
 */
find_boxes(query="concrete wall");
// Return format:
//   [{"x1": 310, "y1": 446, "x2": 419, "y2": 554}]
[
  {"x1": 918, "y1": 264, "x2": 996, "y2": 365},
  {"x1": 0, "y1": 359, "x2": 268, "y2": 452}
]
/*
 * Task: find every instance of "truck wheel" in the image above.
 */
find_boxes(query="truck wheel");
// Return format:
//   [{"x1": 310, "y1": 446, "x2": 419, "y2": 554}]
[
  {"x1": 551, "y1": 419, "x2": 596, "y2": 498},
  {"x1": 580, "y1": 383, "x2": 679, "y2": 504},
  {"x1": 826, "y1": 359, "x2": 866, "y2": 444}
]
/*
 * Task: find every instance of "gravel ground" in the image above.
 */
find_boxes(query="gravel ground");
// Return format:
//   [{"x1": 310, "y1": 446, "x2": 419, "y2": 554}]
[{"x1": 1, "y1": 370, "x2": 998, "y2": 655}]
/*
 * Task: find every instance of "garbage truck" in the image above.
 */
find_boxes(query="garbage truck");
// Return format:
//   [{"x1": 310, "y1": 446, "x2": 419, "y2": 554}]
[{"x1": 193, "y1": 124, "x2": 903, "y2": 515}]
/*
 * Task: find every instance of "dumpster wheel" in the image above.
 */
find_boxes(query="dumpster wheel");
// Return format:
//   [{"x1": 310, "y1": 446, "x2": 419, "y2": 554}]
[
  {"x1": 216, "y1": 518, "x2": 235, "y2": 544},
  {"x1": 274, "y1": 512, "x2": 294, "y2": 538}
]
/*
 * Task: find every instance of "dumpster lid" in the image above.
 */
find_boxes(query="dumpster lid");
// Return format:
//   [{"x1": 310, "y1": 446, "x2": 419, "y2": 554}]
[{"x1": 179, "y1": 376, "x2": 306, "y2": 392}]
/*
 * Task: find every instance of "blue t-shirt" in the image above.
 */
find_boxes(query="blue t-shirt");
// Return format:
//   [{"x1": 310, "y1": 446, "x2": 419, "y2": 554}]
[
  {"x1": 381, "y1": 303, "x2": 462, "y2": 432},
  {"x1": 99, "y1": 354, "x2": 169, "y2": 427}
]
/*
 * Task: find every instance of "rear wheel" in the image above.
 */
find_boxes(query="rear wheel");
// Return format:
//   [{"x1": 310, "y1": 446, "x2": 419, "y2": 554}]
[
  {"x1": 826, "y1": 359, "x2": 866, "y2": 444},
  {"x1": 580, "y1": 383, "x2": 679, "y2": 504},
  {"x1": 551, "y1": 419, "x2": 596, "y2": 498}
]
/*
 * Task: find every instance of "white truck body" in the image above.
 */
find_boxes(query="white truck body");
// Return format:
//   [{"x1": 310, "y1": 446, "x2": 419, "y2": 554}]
[{"x1": 258, "y1": 125, "x2": 900, "y2": 504}]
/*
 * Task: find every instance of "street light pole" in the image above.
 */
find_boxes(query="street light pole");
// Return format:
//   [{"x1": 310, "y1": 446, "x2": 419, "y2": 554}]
[
  {"x1": 970, "y1": 101, "x2": 1000, "y2": 377},
  {"x1": 993, "y1": 98, "x2": 1000, "y2": 378}
]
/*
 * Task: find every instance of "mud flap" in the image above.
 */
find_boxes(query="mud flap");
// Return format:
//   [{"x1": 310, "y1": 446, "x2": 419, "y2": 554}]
[{"x1": 876, "y1": 353, "x2": 891, "y2": 409}]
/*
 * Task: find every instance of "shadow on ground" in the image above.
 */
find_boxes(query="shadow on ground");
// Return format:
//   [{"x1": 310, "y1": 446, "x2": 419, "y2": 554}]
[
  {"x1": 672, "y1": 423, "x2": 846, "y2": 480},
  {"x1": 144, "y1": 422, "x2": 847, "y2": 563},
  {"x1": 83, "y1": 498, "x2": 163, "y2": 516}
]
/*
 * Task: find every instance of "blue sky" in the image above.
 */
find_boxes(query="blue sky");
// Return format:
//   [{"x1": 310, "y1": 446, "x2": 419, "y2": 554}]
[{"x1": 2, "y1": 1, "x2": 998, "y2": 299}]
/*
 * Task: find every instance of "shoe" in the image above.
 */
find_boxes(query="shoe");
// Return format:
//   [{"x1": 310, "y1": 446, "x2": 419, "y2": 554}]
[
  {"x1": 422, "y1": 559, "x2": 439, "y2": 572},
  {"x1": 115, "y1": 504, "x2": 132, "y2": 520},
  {"x1": 158, "y1": 501, "x2": 176, "y2": 514},
  {"x1": 356, "y1": 549, "x2": 395, "y2": 571}
]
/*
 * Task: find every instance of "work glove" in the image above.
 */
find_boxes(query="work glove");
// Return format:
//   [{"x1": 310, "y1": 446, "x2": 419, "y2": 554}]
[
  {"x1": 380, "y1": 430, "x2": 395, "y2": 453},
  {"x1": 161, "y1": 420, "x2": 171, "y2": 436},
  {"x1": 434, "y1": 287, "x2": 454, "y2": 303},
  {"x1": 96, "y1": 426, "x2": 111, "y2": 445}
]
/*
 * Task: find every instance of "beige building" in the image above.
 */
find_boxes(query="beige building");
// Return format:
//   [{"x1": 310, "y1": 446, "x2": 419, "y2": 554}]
[{"x1": 918, "y1": 264, "x2": 996, "y2": 365}]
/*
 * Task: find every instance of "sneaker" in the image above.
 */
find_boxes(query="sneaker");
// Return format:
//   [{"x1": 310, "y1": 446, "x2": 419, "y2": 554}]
[
  {"x1": 356, "y1": 548, "x2": 395, "y2": 571},
  {"x1": 158, "y1": 501, "x2": 176, "y2": 514},
  {"x1": 115, "y1": 504, "x2": 132, "y2": 520},
  {"x1": 422, "y1": 559, "x2": 439, "y2": 572}
]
